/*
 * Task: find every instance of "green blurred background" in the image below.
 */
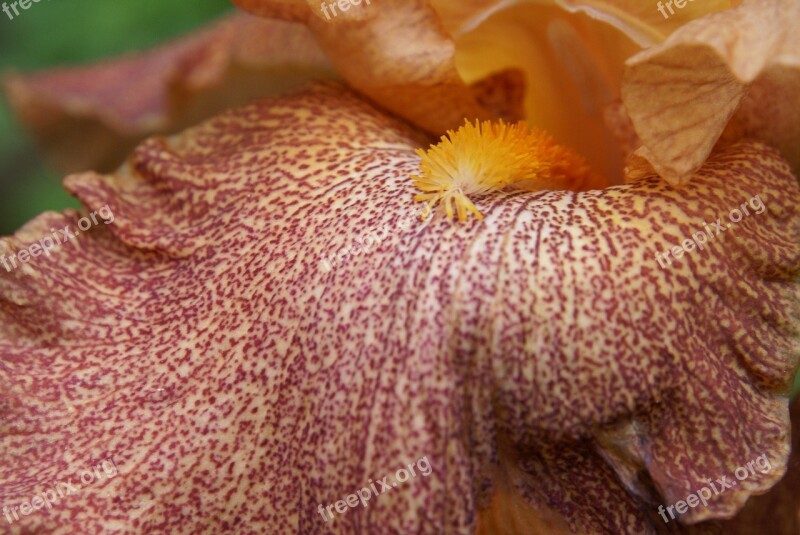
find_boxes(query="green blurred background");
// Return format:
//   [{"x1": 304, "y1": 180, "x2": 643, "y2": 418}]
[{"x1": 0, "y1": 0, "x2": 232, "y2": 235}]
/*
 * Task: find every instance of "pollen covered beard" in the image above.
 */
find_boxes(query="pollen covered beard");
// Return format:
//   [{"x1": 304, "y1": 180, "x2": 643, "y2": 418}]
[{"x1": 411, "y1": 120, "x2": 603, "y2": 222}]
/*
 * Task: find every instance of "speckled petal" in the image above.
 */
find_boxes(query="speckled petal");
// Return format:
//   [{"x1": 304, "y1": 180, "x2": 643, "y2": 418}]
[
  {"x1": 717, "y1": 396, "x2": 800, "y2": 534},
  {"x1": 0, "y1": 84, "x2": 798, "y2": 534},
  {"x1": 3, "y1": 13, "x2": 335, "y2": 173},
  {"x1": 622, "y1": 0, "x2": 800, "y2": 185}
]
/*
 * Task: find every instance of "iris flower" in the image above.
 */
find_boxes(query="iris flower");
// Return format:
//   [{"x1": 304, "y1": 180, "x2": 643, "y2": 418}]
[{"x1": 1, "y1": 0, "x2": 799, "y2": 533}]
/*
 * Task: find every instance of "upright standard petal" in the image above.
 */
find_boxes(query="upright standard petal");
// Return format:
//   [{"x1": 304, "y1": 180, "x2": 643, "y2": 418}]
[
  {"x1": 622, "y1": 0, "x2": 800, "y2": 185},
  {"x1": 428, "y1": 0, "x2": 737, "y2": 46},
  {"x1": 233, "y1": 0, "x2": 527, "y2": 134},
  {"x1": 236, "y1": 0, "x2": 642, "y2": 180}
]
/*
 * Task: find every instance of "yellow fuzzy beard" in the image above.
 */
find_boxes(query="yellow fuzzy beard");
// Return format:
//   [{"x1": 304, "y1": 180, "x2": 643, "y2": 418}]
[{"x1": 411, "y1": 120, "x2": 598, "y2": 221}]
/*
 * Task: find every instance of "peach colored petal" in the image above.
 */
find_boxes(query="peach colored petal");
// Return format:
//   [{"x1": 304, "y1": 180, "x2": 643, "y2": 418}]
[
  {"x1": 235, "y1": 0, "x2": 734, "y2": 182},
  {"x1": 3, "y1": 13, "x2": 335, "y2": 173},
  {"x1": 234, "y1": 0, "x2": 526, "y2": 134},
  {"x1": 1, "y1": 83, "x2": 798, "y2": 533},
  {"x1": 451, "y1": 4, "x2": 642, "y2": 182},
  {"x1": 552, "y1": 0, "x2": 739, "y2": 46},
  {"x1": 236, "y1": 0, "x2": 641, "y2": 177},
  {"x1": 622, "y1": 0, "x2": 800, "y2": 185},
  {"x1": 429, "y1": 0, "x2": 738, "y2": 46}
]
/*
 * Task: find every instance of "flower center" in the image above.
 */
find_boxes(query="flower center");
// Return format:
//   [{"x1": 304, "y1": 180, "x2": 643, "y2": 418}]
[{"x1": 411, "y1": 120, "x2": 601, "y2": 221}]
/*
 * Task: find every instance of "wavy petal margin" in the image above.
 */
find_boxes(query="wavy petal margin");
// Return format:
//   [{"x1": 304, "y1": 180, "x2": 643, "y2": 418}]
[
  {"x1": 3, "y1": 13, "x2": 335, "y2": 173},
  {"x1": 551, "y1": 0, "x2": 739, "y2": 47},
  {"x1": 416, "y1": 0, "x2": 737, "y2": 46},
  {"x1": 718, "y1": 396, "x2": 800, "y2": 534},
  {"x1": 1, "y1": 83, "x2": 798, "y2": 533},
  {"x1": 622, "y1": 0, "x2": 800, "y2": 185},
  {"x1": 232, "y1": 0, "x2": 735, "y2": 183}
]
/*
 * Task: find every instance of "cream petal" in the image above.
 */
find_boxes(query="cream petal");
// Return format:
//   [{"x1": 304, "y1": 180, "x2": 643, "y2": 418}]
[{"x1": 622, "y1": 0, "x2": 800, "y2": 185}]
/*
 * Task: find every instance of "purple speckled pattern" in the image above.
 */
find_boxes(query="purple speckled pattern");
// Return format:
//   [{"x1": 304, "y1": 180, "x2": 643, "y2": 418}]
[{"x1": 0, "y1": 83, "x2": 798, "y2": 534}]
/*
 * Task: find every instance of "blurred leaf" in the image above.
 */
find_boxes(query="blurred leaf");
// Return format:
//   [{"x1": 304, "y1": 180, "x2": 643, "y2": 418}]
[
  {"x1": 793, "y1": 369, "x2": 800, "y2": 399},
  {"x1": 0, "y1": 0, "x2": 232, "y2": 235}
]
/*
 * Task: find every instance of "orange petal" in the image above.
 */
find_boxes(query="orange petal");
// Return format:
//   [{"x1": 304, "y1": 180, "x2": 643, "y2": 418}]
[
  {"x1": 237, "y1": 0, "x2": 641, "y2": 178},
  {"x1": 430, "y1": 0, "x2": 738, "y2": 180},
  {"x1": 450, "y1": 3, "x2": 643, "y2": 182},
  {"x1": 3, "y1": 13, "x2": 335, "y2": 173},
  {"x1": 622, "y1": 0, "x2": 800, "y2": 185},
  {"x1": 234, "y1": 0, "x2": 527, "y2": 133},
  {"x1": 1, "y1": 84, "x2": 798, "y2": 533},
  {"x1": 438, "y1": 1, "x2": 736, "y2": 182},
  {"x1": 232, "y1": 0, "x2": 735, "y2": 182},
  {"x1": 430, "y1": 0, "x2": 738, "y2": 46}
]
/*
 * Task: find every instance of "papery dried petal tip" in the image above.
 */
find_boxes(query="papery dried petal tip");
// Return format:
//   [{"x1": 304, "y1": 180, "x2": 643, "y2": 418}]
[
  {"x1": 621, "y1": 0, "x2": 800, "y2": 184},
  {"x1": 411, "y1": 119, "x2": 603, "y2": 222}
]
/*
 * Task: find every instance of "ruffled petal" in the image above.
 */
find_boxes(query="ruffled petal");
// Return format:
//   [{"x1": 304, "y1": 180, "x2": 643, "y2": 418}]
[
  {"x1": 233, "y1": 0, "x2": 635, "y2": 181},
  {"x1": 233, "y1": 0, "x2": 527, "y2": 134},
  {"x1": 231, "y1": 0, "x2": 743, "y2": 183},
  {"x1": 3, "y1": 13, "x2": 335, "y2": 173},
  {"x1": 622, "y1": 0, "x2": 800, "y2": 185},
  {"x1": 717, "y1": 396, "x2": 800, "y2": 534},
  {"x1": 1, "y1": 84, "x2": 798, "y2": 534}
]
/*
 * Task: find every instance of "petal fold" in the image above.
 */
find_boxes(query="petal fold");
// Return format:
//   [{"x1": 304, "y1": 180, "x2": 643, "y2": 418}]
[
  {"x1": 426, "y1": 0, "x2": 737, "y2": 46},
  {"x1": 622, "y1": 0, "x2": 800, "y2": 185},
  {"x1": 718, "y1": 396, "x2": 800, "y2": 534},
  {"x1": 234, "y1": 0, "x2": 526, "y2": 133}
]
